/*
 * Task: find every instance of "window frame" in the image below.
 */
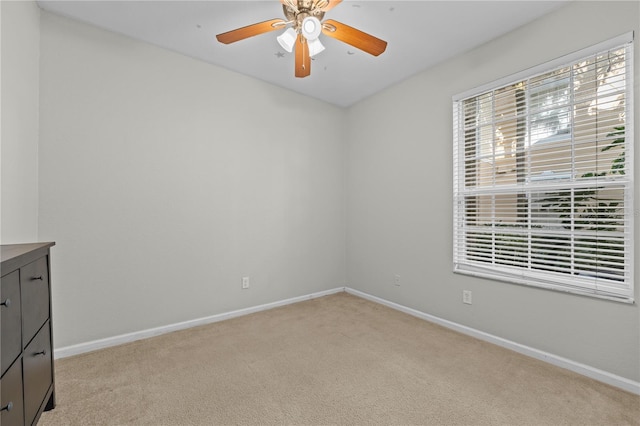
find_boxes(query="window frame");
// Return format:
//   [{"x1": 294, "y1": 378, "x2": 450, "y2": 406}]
[{"x1": 452, "y1": 32, "x2": 634, "y2": 303}]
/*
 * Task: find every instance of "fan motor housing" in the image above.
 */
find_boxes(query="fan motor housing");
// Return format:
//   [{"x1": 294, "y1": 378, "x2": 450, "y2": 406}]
[{"x1": 283, "y1": 0, "x2": 325, "y2": 30}]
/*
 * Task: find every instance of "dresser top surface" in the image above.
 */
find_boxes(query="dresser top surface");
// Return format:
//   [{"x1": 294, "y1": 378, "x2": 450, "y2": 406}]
[{"x1": 1, "y1": 242, "x2": 56, "y2": 268}]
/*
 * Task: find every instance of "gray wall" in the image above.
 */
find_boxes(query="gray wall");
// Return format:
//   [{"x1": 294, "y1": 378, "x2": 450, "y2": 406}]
[
  {"x1": 38, "y1": 12, "x2": 346, "y2": 348},
  {"x1": 1, "y1": 1, "x2": 40, "y2": 243},
  {"x1": 346, "y1": 0, "x2": 639, "y2": 381}
]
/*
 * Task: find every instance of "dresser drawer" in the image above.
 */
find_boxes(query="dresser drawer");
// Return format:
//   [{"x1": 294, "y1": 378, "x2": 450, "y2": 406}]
[
  {"x1": 23, "y1": 321, "x2": 53, "y2": 426},
  {"x1": 1, "y1": 270, "x2": 22, "y2": 375},
  {"x1": 2, "y1": 242, "x2": 56, "y2": 425},
  {"x1": 1, "y1": 357, "x2": 25, "y2": 426},
  {"x1": 20, "y1": 256, "x2": 50, "y2": 345}
]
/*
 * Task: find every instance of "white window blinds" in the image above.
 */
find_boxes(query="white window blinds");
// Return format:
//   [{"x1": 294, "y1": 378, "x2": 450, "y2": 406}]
[{"x1": 452, "y1": 33, "x2": 634, "y2": 302}]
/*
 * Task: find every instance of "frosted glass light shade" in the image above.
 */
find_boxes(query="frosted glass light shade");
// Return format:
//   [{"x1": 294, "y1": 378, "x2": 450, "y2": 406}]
[
  {"x1": 308, "y1": 38, "x2": 325, "y2": 57},
  {"x1": 301, "y1": 17, "x2": 321, "y2": 40},
  {"x1": 277, "y1": 28, "x2": 297, "y2": 53}
]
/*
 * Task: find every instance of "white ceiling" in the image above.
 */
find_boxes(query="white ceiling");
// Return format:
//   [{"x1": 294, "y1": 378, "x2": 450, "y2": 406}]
[{"x1": 37, "y1": 0, "x2": 567, "y2": 107}]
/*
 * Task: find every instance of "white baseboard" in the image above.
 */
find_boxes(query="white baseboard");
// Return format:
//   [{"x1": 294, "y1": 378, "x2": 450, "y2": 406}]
[
  {"x1": 54, "y1": 287, "x2": 345, "y2": 359},
  {"x1": 345, "y1": 287, "x2": 640, "y2": 395},
  {"x1": 54, "y1": 285, "x2": 639, "y2": 395}
]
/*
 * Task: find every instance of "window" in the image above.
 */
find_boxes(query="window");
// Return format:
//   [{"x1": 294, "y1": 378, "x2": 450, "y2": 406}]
[{"x1": 453, "y1": 34, "x2": 634, "y2": 302}]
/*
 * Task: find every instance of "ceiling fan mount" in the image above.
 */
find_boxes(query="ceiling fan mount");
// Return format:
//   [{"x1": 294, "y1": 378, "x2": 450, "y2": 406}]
[
  {"x1": 216, "y1": 0, "x2": 387, "y2": 78},
  {"x1": 282, "y1": 0, "x2": 326, "y2": 30}
]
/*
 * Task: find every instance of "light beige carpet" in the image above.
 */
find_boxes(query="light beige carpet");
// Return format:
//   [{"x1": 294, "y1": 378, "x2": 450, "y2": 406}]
[{"x1": 40, "y1": 292, "x2": 639, "y2": 425}]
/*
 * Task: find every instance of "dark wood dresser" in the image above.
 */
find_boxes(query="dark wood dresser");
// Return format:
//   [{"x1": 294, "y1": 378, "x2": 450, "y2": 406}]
[{"x1": 1, "y1": 243, "x2": 56, "y2": 426}]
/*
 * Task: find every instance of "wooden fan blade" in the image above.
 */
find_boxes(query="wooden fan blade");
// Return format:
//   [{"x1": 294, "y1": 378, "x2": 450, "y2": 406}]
[
  {"x1": 216, "y1": 19, "x2": 285, "y2": 44},
  {"x1": 321, "y1": 19, "x2": 387, "y2": 56},
  {"x1": 295, "y1": 35, "x2": 311, "y2": 78},
  {"x1": 317, "y1": 0, "x2": 342, "y2": 12}
]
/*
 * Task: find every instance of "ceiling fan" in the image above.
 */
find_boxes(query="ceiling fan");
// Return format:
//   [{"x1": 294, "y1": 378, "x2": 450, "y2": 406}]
[{"x1": 216, "y1": 0, "x2": 387, "y2": 78}]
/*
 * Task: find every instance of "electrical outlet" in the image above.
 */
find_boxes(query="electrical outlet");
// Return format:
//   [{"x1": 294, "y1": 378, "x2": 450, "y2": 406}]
[
  {"x1": 242, "y1": 277, "x2": 250, "y2": 289},
  {"x1": 394, "y1": 274, "x2": 401, "y2": 286},
  {"x1": 463, "y1": 290, "x2": 472, "y2": 305}
]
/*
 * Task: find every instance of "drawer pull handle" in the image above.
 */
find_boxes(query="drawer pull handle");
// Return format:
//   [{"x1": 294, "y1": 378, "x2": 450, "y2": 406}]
[
  {"x1": 1, "y1": 402, "x2": 13, "y2": 412},
  {"x1": 34, "y1": 349, "x2": 47, "y2": 357},
  {"x1": 0, "y1": 298, "x2": 10, "y2": 307},
  {"x1": 33, "y1": 275, "x2": 44, "y2": 281}
]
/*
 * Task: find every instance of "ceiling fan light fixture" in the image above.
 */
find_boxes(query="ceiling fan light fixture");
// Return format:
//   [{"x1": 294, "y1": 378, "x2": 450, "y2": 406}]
[
  {"x1": 308, "y1": 37, "x2": 325, "y2": 57},
  {"x1": 277, "y1": 27, "x2": 297, "y2": 52},
  {"x1": 301, "y1": 16, "x2": 322, "y2": 40},
  {"x1": 216, "y1": 0, "x2": 387, "y2": 78}
]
